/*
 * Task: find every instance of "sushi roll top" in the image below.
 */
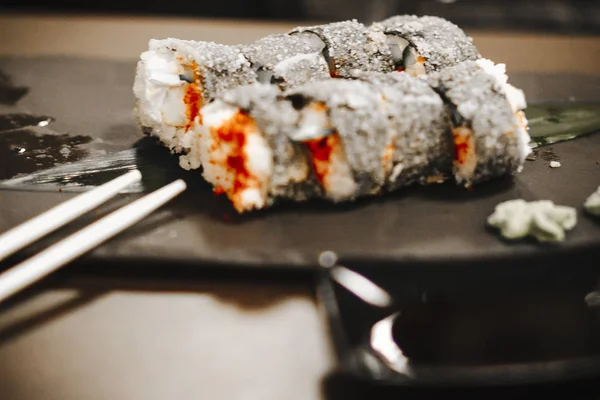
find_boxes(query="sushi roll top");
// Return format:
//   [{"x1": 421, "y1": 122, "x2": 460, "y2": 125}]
[
  {"x1": 289, "y1": 19, "x2": 395, "y2": 78},
  {"x1": 376, "y1": 15, "x2": 481, "y2": 76}
]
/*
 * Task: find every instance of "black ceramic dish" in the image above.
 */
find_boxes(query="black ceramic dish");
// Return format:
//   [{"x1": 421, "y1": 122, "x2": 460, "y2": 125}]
[
  {"x1": 315, "y1": 251, "x2": 600, "y2": 386},
  {"x1": 1, "y1": 56, "x2": 600, "y2": 272}
]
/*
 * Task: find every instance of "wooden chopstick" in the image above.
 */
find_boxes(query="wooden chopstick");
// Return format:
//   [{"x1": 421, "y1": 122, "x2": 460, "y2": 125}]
[
  {"x1": 0, "y1": 169, "x2": 142, "y2": 262},
  {"x1": 0, "y1": 175, "x2": 186, "y2": 304}
]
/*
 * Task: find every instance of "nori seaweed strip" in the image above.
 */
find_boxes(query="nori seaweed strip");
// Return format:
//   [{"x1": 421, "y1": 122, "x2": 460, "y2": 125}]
[
  {"x1": 239, "y1": 34, "x2": 329, "y2": 89},
  {"x1": 375, "y1": 15, "x2": 480, "y2": 75},
  {"x1": 289, "y1": 20, "x2": 395, "y2": 78}
]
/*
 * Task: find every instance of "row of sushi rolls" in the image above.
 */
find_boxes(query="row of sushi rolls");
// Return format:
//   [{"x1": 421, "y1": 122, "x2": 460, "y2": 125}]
[{"x1": 133, "y1": 15, "x2": 532, "y2": 217}]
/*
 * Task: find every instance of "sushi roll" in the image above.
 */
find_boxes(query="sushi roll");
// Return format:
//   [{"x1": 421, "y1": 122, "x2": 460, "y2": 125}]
[
  {"x1": 349, "y1": 71, "x2": 453, "y2": 189},
  {"x1": 239, "y1": 34, "x2": 330, "y2": 90},
  {"x1": 270, "y1": 53, "x2": 331, "y2": 91},
  {"x1": 284, "y1": 79, "x2": 392, "y2": 202},
  {"x1": 375, "y1": 15, "x2": 480, "y2": 76},
  {"x1": 196, "y1": 83, "x2": 319, "y2": 213},
  {"x1": 426, "y1": 58, "x2": 531, "y2": 186},
  {"x1": 289, "y1": 20, "x2": 395, "y2": 78},
  {"x1": 133, "y1": 38, "x2": 256, "y2": 162}
]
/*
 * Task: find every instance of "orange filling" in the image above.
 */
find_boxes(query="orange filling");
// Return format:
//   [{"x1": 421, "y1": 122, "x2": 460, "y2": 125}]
[
  {"x1": 304, "y1": 134, "x2": 341, "y2": 188},
  {"x1": 425, "y1": 174, "x2": 446, "y2": 184},
  {"x1": 382, "y1": 142, "x2": 395, "y2": 174},
  {"x1": 516, "y1": 110, "x2": 528, "y2": 130},
  {"x1": 209, "y1": 111, "x2": 261, "y2": 210},
  {"x1": 452, "y1": 126, "x2": 475, "y2": 166},
  {"x1": 310, "y1": 102, "x2": 328, "y2": 113},
  {"x1": 408, "y1": 56, "x2": 427, "y2": 77},
  {"x1": 328, "y1": 56, "x2": 339, "y2": 78},
  {"x1": 182, "y1": 62, "x2": 203, "y2": 131}
]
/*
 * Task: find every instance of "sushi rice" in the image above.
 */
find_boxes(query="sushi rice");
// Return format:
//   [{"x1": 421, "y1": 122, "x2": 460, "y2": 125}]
[{"x1": 133, "y1": 38, "x2": 256, "y2": 168}]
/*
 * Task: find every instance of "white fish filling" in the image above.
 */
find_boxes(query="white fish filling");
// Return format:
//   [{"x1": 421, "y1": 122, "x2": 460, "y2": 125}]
[
  {"x1": 293, "y1": 104, "x2": 357, "y2": 201},
  {"x1": 292, "y1": 32, "x2": 327, "y2": 53},
  {"x1": 198, "y1": 102, "x2": 237, "y2": 173},
  {"x1": 475, "y1": 58, "x2": 532, "y2": 163},
  {"x1": 385, "y1": 34, "x2": 426, "y2": 76},
  {"x1": 253, "y1": 64, "x2": 274, "y2": 84},
  {"x1": 385, "y1": 35, "x2": 409, "y2": 66},
  {"x1": 290, "y1": 104, "x2": 330, "y2": 142},
  {"x1": 133, "y1": 47, "x2": 203, "y2": 156},
  {"x1": 402, "y1": 46, "x2": 427, "y2": 76},
  {"x1": 199, "y1": 101, "x2": 273, "y2": 212}
]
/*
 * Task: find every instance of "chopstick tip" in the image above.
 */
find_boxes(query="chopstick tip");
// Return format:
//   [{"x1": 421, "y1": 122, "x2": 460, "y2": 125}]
[
  {"x1": 173, "y1": 179, "x2": 187, "y2": 191},
  {"x1": 129, "y1": 169, "x2": 143, "y2": 180}
]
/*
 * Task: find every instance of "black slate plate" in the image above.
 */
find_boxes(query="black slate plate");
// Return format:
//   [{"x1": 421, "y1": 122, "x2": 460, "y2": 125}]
[
  {"x1": 0, "y1": 56, "x2": 600, "y2": 271},
  {"x1": 315, "y1": 253, "x2": 600, "y2": 386}
]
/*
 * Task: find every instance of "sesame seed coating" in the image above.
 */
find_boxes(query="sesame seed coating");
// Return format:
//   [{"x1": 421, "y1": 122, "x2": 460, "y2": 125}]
[
  {"x1": 375, "y1": 15, "x2": 480, "y2": 73},
  {"x1": 289, "y1": 20, "x2": 395, "y2": 78}
]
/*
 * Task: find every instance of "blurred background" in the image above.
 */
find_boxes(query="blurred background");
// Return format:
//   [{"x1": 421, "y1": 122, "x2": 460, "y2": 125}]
[{"x1": 0, "y1": 0, "x2": 599, "y2": 35}]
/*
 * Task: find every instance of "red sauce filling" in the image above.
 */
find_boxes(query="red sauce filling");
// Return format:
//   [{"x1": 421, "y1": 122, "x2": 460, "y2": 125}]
[
  {"x1": 182, "y1": 62, "x2": 203, "y2": 131},
  {"x1": 453, "y1": 126, "x2": 473, "y2": 166},
  {"x1": 209, "y1": 111, "x2": 259, "y2": 209},
  {"x1": 328, "y1": 56, "x2": 338, "y2": 78},
  {"x1": 382, "y1": 143, "x2": 395, "y2": 172},
  {"x1": 304, "y1": 134, "x2": 340, "y2": 186}
]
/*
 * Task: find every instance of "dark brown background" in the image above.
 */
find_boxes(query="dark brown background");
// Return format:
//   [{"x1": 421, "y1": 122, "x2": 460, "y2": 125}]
[{"x1": 1, "y1": 0, "x2": 600, "y2": 34}]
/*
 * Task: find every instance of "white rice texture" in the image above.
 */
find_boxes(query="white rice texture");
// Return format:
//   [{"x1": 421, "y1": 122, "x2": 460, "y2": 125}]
[
  {"x1": 199, "y1": 101, "x2": 274, "y2": 213},
  {"x1": 133, "y1": 38, "x2": 256, "y2": 167},
  {"x1": 475, "y1": 58, "x2": 531, "y2": 165}
]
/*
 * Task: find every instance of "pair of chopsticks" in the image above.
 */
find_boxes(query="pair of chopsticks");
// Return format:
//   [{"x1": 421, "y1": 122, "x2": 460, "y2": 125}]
[{"x1": 0, "y1": 170, "x2": 186, "y2": 304}]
